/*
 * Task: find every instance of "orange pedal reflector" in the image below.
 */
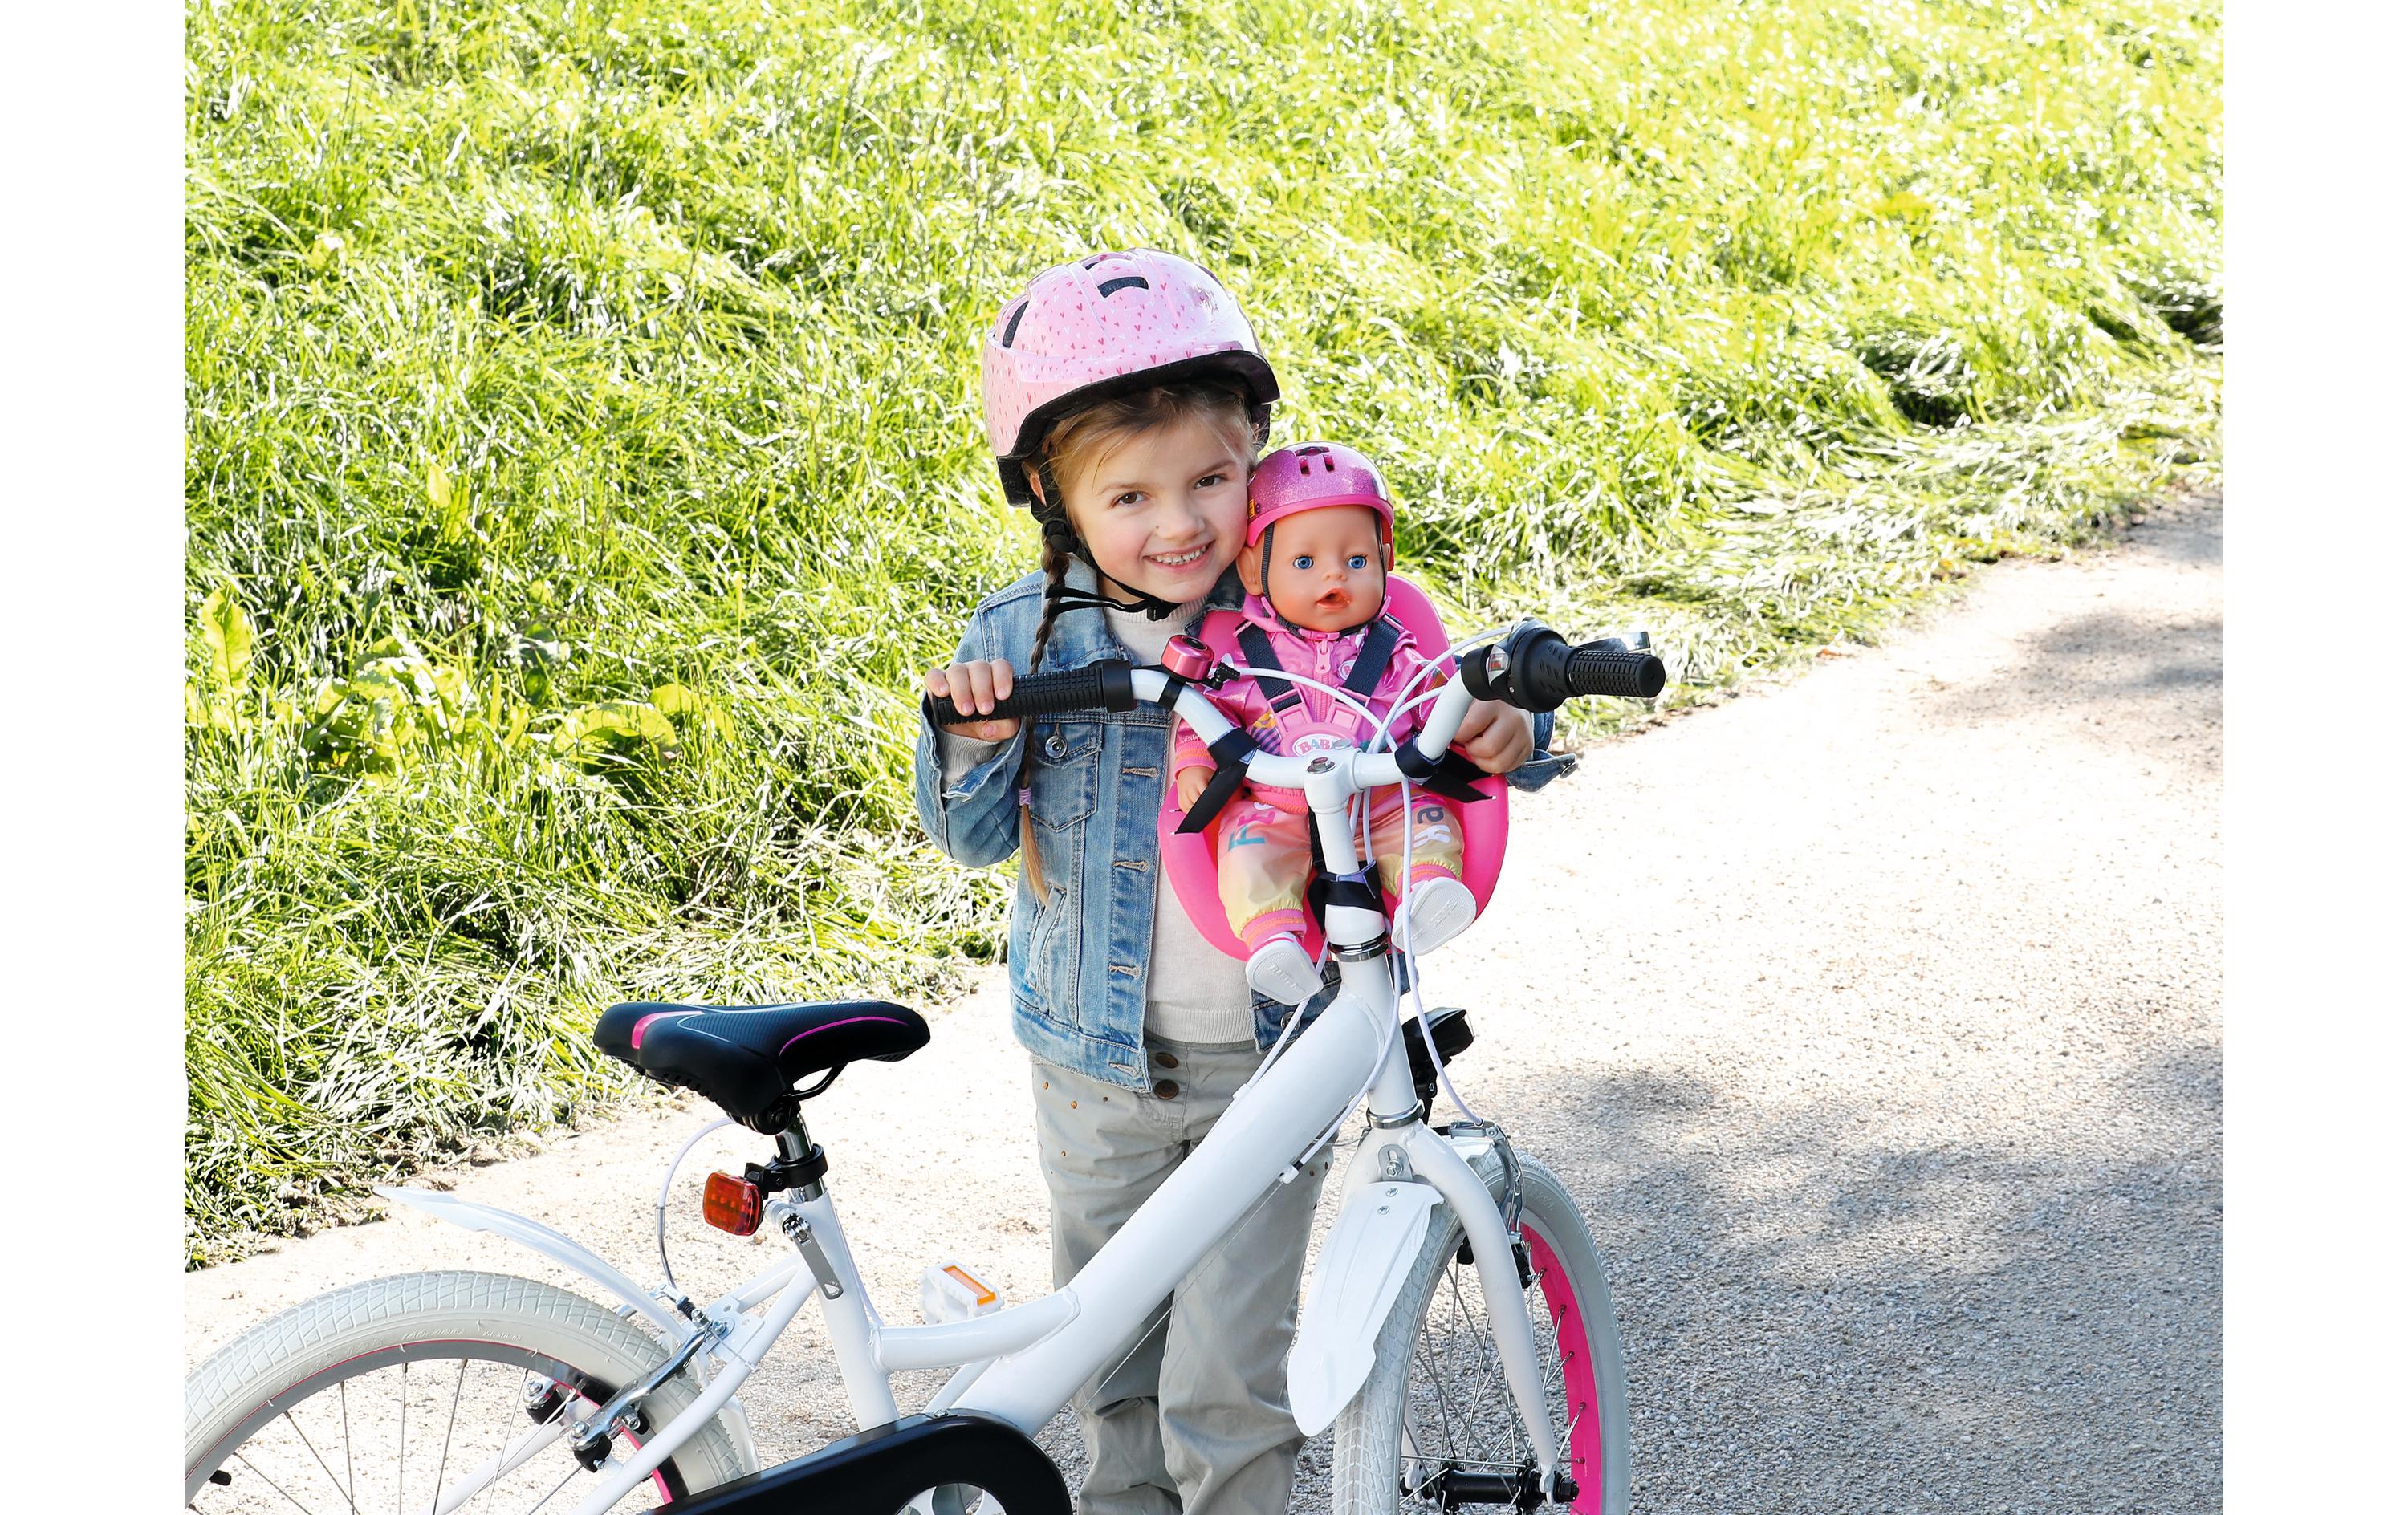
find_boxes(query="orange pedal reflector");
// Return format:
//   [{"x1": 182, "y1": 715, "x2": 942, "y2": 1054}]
[
  {"x1": 702, "y1": 1171, "x2": 763, "y2": 1236},
  {"x1": 943, "y1": 1265, "x2": 998, "y2": 1307}
]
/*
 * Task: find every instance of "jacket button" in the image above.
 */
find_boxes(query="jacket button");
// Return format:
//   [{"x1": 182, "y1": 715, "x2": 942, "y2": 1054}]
[
  {"x1": 1152, "y1": 1050, "x2": 1179, "y2": 1070},
  {"x1": 1153, "y1": 1078, "x2": 1180, "y2": 1100},
  {"x1": 1044, "y1": 735, "x2": 1068, "y2": 758}
]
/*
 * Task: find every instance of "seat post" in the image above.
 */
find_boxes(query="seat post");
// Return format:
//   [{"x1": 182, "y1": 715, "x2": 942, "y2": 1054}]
[{"x1": 773, "y1": 1116, "x2": 827, "y2": 1201}]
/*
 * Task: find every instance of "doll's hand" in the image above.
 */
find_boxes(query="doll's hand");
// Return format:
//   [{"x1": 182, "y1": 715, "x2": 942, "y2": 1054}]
[
  {"x1": 925, "y1": 658, "x2": 1021, "y2": 742},
  {"x1": 1177, "y1": 766, "x2": 1212, "y2": 810},
  {"x1": 1455, "y1": 698, "x2": 1535, "y2": 774}
]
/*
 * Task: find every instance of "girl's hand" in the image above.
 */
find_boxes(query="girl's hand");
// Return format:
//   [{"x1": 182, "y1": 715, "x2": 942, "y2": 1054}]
[
  {"x1": 925, "y1": 658, "x2": 1022, "y2": 742},
  {"x1": 1455, "y1": 699, "x2": 1535, "y2": 774},
  {"x1": 1176, "y1": 766, "x2": 1212, "y2": 810}
]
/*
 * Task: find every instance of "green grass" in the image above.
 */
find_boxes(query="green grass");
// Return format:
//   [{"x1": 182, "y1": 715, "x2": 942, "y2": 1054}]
[{"x1": 185, "y1": 0, "x2": 2221, "y2": 1264}]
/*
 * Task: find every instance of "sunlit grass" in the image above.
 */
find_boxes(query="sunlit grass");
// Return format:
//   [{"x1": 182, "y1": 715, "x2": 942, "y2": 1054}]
[{"x1": 184, "y1": 0, "x2": 2220, "y2": 1262}]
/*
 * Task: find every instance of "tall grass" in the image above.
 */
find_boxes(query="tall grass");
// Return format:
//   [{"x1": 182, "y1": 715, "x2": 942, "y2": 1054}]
[{"x1": 185, "y1": 0, "x2": 2220, "y2": 1262}]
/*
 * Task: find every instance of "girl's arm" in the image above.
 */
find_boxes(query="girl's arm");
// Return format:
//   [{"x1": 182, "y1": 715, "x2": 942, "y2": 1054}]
[{"x1": 913, "y1": 622, "x2": 1027, "y2": 867}]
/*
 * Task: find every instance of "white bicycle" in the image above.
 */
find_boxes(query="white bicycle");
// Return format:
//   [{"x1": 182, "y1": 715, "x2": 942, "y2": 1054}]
[{"x1": 185, "y1": 620, "x2": 1663, "y2": 1514}]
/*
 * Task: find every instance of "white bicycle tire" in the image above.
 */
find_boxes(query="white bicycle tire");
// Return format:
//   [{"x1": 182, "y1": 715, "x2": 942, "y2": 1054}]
[
  {"x1": 184, "y1": 1269, "x2": 753, "y2": 1509},
  {"x1": 1332, "y1": 1155, "x2": 1633, "y2": 1515}
]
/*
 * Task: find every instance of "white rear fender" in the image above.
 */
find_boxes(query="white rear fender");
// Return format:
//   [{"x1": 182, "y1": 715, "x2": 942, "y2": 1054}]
[
  {"x1": 1286, "y1": 1176, "x2": 1443, "y2": 1436},
  {"x1": 374, "y1": 1186, "x2": 685, "y2": 1337}
]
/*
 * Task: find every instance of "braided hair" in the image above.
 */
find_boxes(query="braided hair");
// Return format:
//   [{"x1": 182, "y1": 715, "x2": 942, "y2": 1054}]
[{"x1": 1011, "y1": 376, "x2": 1259, "y2": 897}]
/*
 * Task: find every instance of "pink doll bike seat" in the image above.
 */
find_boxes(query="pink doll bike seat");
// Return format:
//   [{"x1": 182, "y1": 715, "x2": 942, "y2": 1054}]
[{"x1": 1156, "y1": 574, "x2": 1509, "y2": 962}]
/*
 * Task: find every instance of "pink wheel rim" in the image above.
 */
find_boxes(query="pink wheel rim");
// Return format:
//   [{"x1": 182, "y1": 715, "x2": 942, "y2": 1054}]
[{"x1": 1526, "y1": 1231, "x2": 1604, "y2": 1514}]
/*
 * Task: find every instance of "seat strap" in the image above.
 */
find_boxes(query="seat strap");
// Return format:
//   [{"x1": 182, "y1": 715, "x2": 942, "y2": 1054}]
[
  {"x1": 1235, "y1": 623, "x2": 1304, "y2": 713},
  {"x1": 1344, "y1": 615, "x2": 1403, "y2": 701},
  {"x1": 1175, "y1": 729, "x2": 1260, "y2": 835}
]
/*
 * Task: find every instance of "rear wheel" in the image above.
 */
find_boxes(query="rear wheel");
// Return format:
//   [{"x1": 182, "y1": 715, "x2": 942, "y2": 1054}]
[
  {"x1": 1332, "y1": 1155, "x2": 1632, "y2": 1513},
  {"x1": 185, "y1": 1270, "x2": 752, "y2": 1511}
]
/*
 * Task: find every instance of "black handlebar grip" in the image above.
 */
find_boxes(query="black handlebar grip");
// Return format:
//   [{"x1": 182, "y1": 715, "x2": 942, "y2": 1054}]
[
  {"x1": 1564, "y1": 644, "x2": 1667, "y2": 701},
  {"x1": 923, "y1": 660, "x2": 1137, "y2": 729},
  {"x1": 1464, "y1": 622, "x2": 1669, "y2": 712}
]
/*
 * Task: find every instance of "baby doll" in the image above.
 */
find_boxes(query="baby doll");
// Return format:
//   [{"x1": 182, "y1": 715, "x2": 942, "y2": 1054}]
[{"x1": 1172, "y1": 442, "x2": 1479, "y2": 1004}]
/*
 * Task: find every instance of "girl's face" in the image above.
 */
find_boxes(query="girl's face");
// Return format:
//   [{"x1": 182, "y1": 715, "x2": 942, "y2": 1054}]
[{"x1": 1053, "y1": 414, "x2": 1251, "y2": 606}]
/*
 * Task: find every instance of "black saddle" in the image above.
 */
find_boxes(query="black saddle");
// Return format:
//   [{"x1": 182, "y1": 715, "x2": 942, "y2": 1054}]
[{"x1": 595, "y1": 1000, "x2": 929, "y2": 1127}]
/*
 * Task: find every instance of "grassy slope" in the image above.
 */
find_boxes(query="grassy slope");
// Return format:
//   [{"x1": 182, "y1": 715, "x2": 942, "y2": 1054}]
[{"x1": 185, "y1": 0, "x2": 2220, "y2": 1262}]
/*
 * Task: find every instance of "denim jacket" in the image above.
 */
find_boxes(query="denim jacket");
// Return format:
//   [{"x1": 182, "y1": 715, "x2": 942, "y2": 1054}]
[
  {"x1": 910, "y1": 562, "x2": 1571, "y2": 1091},
  {"x1": 913, "y1": 562, "x2": 1315, "y2": 1090}
]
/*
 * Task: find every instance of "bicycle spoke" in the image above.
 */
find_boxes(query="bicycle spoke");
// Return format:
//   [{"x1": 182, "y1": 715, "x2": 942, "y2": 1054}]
[
  {"x1": 341, "y1": 1378, "x2": 356, "y2": 1514},
  {"x1": 281, "y1": 1407, "x2": 364, "y2": 1515},
  {"x1": 426, "y1": 1358, "x2": 468, "y2": 1515},
  {"x1": 397, "y1": 1361, "x2": 408, "y2": 1515},
  {"x1": 234, "y1": 1448, "x2": 321, "y2": 1515},
  {"x1": 1414, "y1": 1322, "x2": 1462, "y2": 1463},
  {"x1": 1444, "y1": 1265, "x2": 1516, "y2": 1451},
  {"x1": 482, "y1": 1373, "x2": 533, "y2": 1515},
  {"x1": 523, "y1": 1461, "x2": 581, "y2": 1515}
]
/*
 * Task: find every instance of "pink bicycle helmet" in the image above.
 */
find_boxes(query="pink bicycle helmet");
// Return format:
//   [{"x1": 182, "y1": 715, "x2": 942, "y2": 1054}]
[
  {"x1": 981, "y1": 250, "x2": 1280, "y2": 506},
  {"x1": 1246, "y1": 441, "x2": 1397, "y2": 547}
]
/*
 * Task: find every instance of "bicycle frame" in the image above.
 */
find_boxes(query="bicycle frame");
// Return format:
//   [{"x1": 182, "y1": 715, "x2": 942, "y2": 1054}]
[{"x1": 402, "y1": 666, "x2": 1567, "y2": 1515}]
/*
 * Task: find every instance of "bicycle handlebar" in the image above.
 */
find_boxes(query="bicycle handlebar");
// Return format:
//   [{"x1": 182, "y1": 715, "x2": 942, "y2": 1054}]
[{"x1": 921, "y1": 621, "x2": 1666, "y2": 786}]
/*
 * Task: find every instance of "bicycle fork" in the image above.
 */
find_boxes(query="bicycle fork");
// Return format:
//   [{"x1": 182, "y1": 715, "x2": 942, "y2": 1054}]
[{"x1": 1301, "y1": 750, "x2": 1564, "y2": 1497}]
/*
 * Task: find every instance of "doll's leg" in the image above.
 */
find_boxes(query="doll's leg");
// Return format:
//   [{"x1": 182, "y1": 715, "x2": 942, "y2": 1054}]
[
  {"x1": 1218, "y1": 801, "x2": 1312, "y2": 949},
  {"x1": 1218, "y1": 802, "x2": 1321, "y2": 1003},
  {"x1": 1368, "y1": 794, "x2": 1465, "y2": 896},
  {"x1": 1369, "y1": 796, "x2": 1475, "y2": 952}
]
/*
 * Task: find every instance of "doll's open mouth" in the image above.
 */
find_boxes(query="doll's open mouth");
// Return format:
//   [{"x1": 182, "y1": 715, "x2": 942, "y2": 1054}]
[{"x1": 1317, "y1": 588, "x2": 1349, "y2": 609}]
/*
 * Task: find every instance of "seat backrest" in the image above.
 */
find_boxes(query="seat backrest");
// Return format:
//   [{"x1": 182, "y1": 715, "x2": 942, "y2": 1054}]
[{"x1": 1156, "y1": 574, "x2": 1509, "y2": 961}]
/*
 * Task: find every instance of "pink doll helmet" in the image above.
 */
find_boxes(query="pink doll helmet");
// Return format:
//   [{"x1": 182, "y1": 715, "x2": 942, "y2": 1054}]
[
  {"x1": 1246, "y1": 441, "x2": 1397, "y2": 547},
  {"x1": 981, "y1": 250, "x2": 1279, "y2": 507},
  {"x1": 1157, "y1": 573, "x2": 1510, "y2": 962}
]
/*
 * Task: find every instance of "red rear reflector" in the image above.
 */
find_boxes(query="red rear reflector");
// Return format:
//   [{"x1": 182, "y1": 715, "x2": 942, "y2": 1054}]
[{"x1": 702, "y1": 1172, "x2": 763, "y2": 1236}]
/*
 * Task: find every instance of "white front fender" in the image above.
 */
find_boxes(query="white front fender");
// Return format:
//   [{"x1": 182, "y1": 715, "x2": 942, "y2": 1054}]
[{"x1": 1287, "y1": 1177, "x2": 1444, "y2": 1436}]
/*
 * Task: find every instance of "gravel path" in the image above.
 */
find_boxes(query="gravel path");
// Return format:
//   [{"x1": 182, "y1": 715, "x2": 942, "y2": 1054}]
[{"x1": 186, "y1": 492, "x2": 2223, "y2": 1513}]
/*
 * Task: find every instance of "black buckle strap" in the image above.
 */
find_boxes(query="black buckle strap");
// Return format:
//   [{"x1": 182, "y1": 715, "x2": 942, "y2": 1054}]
[
  {"x1": 1235, "y1": 623, "x2": 1303, "y2": 712},
  {"x1": 1175, "y1": 729, "x2": 1259, "y2": 835},
  {"x1": 1394, "y1": 741, "x2": 1492, "y2": 804},
  {"x1": 1305, "y1": 867, "x2": 1385, "y2": 942},
  {"x1": 1345, "y1": 615, "x2": 1401, "y2": 700}
]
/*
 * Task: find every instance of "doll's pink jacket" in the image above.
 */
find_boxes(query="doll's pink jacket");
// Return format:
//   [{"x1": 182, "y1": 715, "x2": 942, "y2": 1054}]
[{"x1": 1170, "y1": 592, "x2": 1438, "y2": 814}]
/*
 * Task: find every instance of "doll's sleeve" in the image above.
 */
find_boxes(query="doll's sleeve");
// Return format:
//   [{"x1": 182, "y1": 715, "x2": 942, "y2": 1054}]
[{"x1": 1172, "y1": 718, "x2": 1217, "y2": 778}]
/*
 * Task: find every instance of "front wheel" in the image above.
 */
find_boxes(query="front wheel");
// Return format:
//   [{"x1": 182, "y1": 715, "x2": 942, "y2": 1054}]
[
  {"x1": 185, "y1": 1270, "x2": 754, "y2": 1511},
  {"x1": 1332, "y1": 1154, "x2": 1633, "y2": 1514}
]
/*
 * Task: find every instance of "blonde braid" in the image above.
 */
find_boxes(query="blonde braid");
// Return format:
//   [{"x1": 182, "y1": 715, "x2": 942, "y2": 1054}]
[{"x1": 1016, "y1": 528, "x2": 1073, "y2": 896}]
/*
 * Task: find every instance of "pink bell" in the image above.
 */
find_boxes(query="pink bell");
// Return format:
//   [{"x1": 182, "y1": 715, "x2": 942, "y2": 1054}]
[{"x1": 1161, "y1": 634, "x2": 1216, "y2": 681}]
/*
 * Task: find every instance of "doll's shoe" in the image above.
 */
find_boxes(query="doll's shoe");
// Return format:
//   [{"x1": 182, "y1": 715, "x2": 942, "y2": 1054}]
[
  {"x1": 1244, "y1": 935, "x2": 1323, "y2": 1005},
  {"x1": 1401, "y1": 876, "x2": 1478, "y2": 953}
]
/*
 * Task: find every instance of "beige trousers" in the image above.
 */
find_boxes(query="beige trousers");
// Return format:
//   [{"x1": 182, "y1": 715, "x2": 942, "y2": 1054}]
[
  {"x1": 1030, "y1": 1042, "x2": 1332, "y2": 1514},
  {"x1": 1217, "y1": 793, "x2": 1465, "y2": 951}
]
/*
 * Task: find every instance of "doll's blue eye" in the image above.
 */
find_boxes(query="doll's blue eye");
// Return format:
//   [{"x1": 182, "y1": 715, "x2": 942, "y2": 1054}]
[
  {"x1": 1291, "y1": 555, "x2": 1312, "y2": 571},
  {"x1": 1347, "y1": 554, "x2": 1369, "y2": 570}
]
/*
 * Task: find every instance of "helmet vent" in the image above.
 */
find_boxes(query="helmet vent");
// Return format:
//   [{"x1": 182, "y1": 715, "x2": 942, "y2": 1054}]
[
  {"x1": 999, "y1": 302, "x2": 1029, "y2": 349},
  {"x1": 1096, "y1": 276, "x2": 1151, "y2": 298}
]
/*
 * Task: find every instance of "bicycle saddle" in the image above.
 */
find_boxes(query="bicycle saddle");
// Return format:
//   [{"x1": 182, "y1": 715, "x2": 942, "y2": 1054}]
[{"x1": 595, "y1": 1000, "x2": 929, "y2": 1127}]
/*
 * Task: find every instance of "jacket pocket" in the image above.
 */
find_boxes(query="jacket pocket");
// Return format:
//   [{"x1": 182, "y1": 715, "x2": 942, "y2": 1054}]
[{"x1": 1025, "y1": 717, "x2": 1102, "y2": 831}]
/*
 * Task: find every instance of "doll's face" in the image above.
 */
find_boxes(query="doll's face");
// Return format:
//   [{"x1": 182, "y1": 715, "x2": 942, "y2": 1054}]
[{"x1": 1239, "y1": 506, "x2": 1389, "y2": 632}]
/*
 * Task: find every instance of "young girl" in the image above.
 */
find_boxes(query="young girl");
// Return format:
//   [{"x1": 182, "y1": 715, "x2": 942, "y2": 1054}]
[{"x1": 913, "y1": 249, "x2": 1531, "y2": 1515}]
